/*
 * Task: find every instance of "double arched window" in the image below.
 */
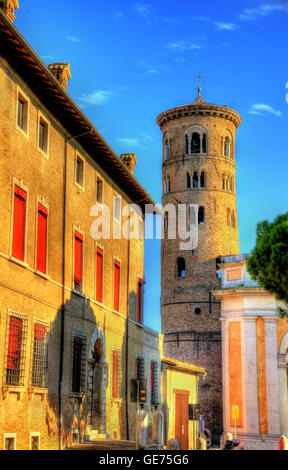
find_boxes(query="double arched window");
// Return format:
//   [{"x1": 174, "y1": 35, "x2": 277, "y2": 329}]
[
  {"x1": 187, "y1": 171, "x2": 205, "y2": 189},
  {"x1": 185, "y1": 126, "x2": 207, "y2": 155},
  {"x1": 222, "y1": 174, "x2": 234, "y2": 193},
  {"x1": 221, "y1": 132, "x2": 233, "y2": 158},
  {"x1": 164, "y1": 137, "x2": 172, "y2": 161},
  {"x1": 164, "y1": 177, "x2": 170, "y2": 194},
  {"x1": 227, "y1": 208, "x2": 236, "y2": 228}
]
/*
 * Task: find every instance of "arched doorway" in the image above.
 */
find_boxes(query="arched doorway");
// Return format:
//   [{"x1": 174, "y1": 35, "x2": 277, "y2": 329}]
[{"x1": 88, "y1": 330, "x2": 108, "y2": 436}]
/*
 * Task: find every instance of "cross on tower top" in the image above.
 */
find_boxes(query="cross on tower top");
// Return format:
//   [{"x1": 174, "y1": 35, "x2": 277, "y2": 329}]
[{"x1": 196, "y1": 73, "x2": 204, "y2": 95}]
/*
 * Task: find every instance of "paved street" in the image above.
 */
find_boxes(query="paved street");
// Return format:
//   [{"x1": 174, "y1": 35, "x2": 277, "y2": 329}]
[{"x1": 67, "y1": 439, "x2": 136, "y2": 451}]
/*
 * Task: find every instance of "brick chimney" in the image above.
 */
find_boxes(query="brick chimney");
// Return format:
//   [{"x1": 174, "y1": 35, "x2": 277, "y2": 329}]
[
  {"x1": 48, "y1": 63, "x2": 71, "y2": 91},
  {"x1": 0, "y1": 0, "x2": 19, "y2": 23},
  {"x1": 120, "y1": 153, "x2": 137, "y2": 174}
]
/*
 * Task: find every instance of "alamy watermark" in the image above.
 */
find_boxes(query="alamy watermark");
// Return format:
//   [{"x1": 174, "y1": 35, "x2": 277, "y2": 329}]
[{"x1": 90, "y1": 203, "x2": 199, "y2": 251}]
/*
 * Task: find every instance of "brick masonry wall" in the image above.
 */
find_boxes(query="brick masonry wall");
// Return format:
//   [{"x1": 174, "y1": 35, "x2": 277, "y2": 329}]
[{"x1": 158, "y1": 104, "x2": 241, "y2": 443}]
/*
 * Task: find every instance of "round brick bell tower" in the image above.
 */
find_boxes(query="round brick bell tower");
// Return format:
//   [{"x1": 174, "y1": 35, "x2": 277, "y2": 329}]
[{"x1": 157, "y1": 85, "x2": 241, "y2": 444}]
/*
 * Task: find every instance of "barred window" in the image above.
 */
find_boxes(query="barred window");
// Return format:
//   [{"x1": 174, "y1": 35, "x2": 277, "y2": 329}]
[
  {"x1": 72, "y1": 334, "x2": 86, "y2": 393},
  {"x1": 31, "y1": 322, "x2": 49, "y2": 388},
  {"x1": 151, "y1": 361, "x2": 160, "y2": 404},
  {"x1": 5, "y1": 313, "x2": 28, "y2": 386},
  {"x1": 112, "y1": 350, "x2": 121, "y2": 398},
  {"x1": 136, "y1": 356, "x2": 145, "y2": 380}
]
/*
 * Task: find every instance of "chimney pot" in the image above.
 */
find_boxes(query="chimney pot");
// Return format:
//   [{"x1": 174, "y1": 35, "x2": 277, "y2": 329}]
[
  {"x1": 0, "y1": 0, "x2": 19, "y2": 23},
  {"x1": 48, "y1": 63, "x2": 71, "y2": 90}
]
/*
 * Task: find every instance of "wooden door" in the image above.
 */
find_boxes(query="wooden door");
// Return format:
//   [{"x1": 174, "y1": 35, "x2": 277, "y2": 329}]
[{"x1": 175, "y1": 393, "x2": 189, "y2": 450}]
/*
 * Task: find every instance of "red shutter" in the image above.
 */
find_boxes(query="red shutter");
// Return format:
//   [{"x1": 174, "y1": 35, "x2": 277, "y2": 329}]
[
  {"x1": 137, "y1": 278, "x2": 142, "y2": 324},
  {"x1": 7, "y1": 316, "x2": 22, "y2": 369},
  {"x1": 136, "y1": 358, "x2": 140, "y2": 379},
  {"x1": 114, "y1": 260, "x2": 120, "y2": 311},
  {"x1": 112, "y1": 350, "x2": 119, "y2": 398},
  {"x1": 74, "y1": 232, "x2": 83, "y2": 284},
  {"x1": 96, "y1": 247, "x2": 103, "y2": 303},
  {"x1": 34, "y1": 323, "x2": 47, "y2": 341},
  {"x1": 36, "y1": 204, "x2": 48, "y2": 273},
  {"x1": 151, "y1": 363, "x2": 154, "y2": 397},
  {"x1": 12, "y1": 186, "x2": 26, "y2": 261}
]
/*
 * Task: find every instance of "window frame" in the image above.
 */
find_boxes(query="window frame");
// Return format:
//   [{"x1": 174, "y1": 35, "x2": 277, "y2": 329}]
[
  {"x1": 15, "y1": 86, "x2": 30, "y2": 139},
  {"x1": 10, "y1": 180, "x2": 29, "y2": 265},
  {"x1": 71, "y1": 332, "x2": 86, "y2": 394},
  {"x1": 30, "y1": 319, "x2": 49, "y2": 389},
  {"x1": 35, "y1": 198, "x2": 49, "y2": 276},
  {"x1": 73, "y1": 227, "x2": 84, "y2": 293},
  {"x1": 37, "y1": 111, "x2": 50, "y2": 158},
  {"x1": 113, "y1": 258, "x2": 121, "y2": 312},
  {"x1": 96, "y1": 244, "x2": 104, "y2": 304},
  {"x1": 75, "y1": 153, "x2": 85, "y2": 190},
  {"x1": 96, "y1": 176, "x2": 104, "y2": 205},
  {"x1": 30, "y1": 432, "x2": 41, "y2": 451},
  {"x1": 4, "y1": 434, "x2": 17, "y2": 451},
  {"x1": 112, "y1": 349, "x2": 121, "y2": 399},
  {"x1": 5, "y1": 311, "x2": 28, "y2": 387}
]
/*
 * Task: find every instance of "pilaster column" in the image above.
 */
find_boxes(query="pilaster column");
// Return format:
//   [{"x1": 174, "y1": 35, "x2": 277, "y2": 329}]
[
  {"x1": 244, "y1": 317, "x2": 259, "y2": 434},
  {"x1": 200, "y1": 135, "x2": 203, "y2": 154},
  {"x1": 278, "y1": 355, "x2": 288, "y2": 435},
  {"x1": 264, "y1": 318, "x2": 281, "y2": 435}
]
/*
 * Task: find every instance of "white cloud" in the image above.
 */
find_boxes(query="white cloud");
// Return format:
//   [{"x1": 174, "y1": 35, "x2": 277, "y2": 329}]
[
  {"x1": 249, "y1": 103, "x2": 282, "y2": 117},
  {"x1": 66, "y1": 35, "x2": 80, "y2": 43},
  {"x1": 215, "y1": 21, "x2": 239, "y2": 31},
  {"x1": 239, "y1": 3, "x2": 288, "y2": 21},
  {"x1": 114, "y1": 11, "x2": 124, "y2": 20},
  {"x1": 78, "y1": 90, "x2": 115, "y2": 106},
  {"x1": 133, "y1": 3, "x2": 152, "y2": 17},
  {"x1": 117, "y1": 132, "x2": 152, "y2": 148},
  {"x1": 166, "y1": 41, "x2": 203, "y2": 53}
]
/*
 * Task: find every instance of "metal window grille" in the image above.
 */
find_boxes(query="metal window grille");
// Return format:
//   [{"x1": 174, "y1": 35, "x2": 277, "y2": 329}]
[
  {"x1": 31, "y1": 322, "x2": 49, "y2": 388},
  {"x1": 72, "y1": 334, "x2": 86, "y2": 393},
  {"x1": 5, "y1": 313, "x2": 28, "y2": 386},
  {"x1": 151, "y1": 361, "x2": 160, "y2": 404},
  {"x1": 112, "y1": 350, "x2": 121, "y2": 398},
  {"x1": 136, "y1": 356, "x2": 145, "y2": 380}
]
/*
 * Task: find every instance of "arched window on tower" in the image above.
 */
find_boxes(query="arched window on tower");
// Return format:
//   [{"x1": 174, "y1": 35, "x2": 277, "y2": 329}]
[
  {"x1": 164, "y1": 212, "x2": 169, "y2": 232},
  {"x1": 176, "y1": 257, "x2": 186, "y2": 278},
  {"x1": 186, "y1": 172, "x2": 191, "y2": 189},
  {"x1": 193, "y1": 172, "x2": 199, "y2": 188},
  {"x1": 200, "y1": 172, "x2": 205, "y2": 188},
  {"x1": 198, "y1": 206, "x2": 205, "y2": 225},
  {"x1": 202, "y1": 134, "x2": 207, "y2": 153},
  {"x1": 224, "y1": 137, "x2": 231, "y2": 157},
  {"x1": 191, "y1": 133, "x2": 201, "y2": 153},
  {"x1": 164, "y1": 139, "x2": 171, "y2": 161},
  {"x1": 164, "y1": 177, "x2": 170, "y2": 194}
]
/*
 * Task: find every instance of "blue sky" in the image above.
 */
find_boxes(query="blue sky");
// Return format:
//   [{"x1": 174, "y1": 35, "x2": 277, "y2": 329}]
[{"x1": 15, "y1": 0, "x2": 288, "y2": 332}]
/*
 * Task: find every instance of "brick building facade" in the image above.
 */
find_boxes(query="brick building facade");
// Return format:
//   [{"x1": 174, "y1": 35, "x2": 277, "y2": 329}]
[
  {"x1": 157, "y1": 86, "x2": 241, "y2": 443},
  {"x1": 0, "y1": 5, "x2": 163, "y2": 450}
]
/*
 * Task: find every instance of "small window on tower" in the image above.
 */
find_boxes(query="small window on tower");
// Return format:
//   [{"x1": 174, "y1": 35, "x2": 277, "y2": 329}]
[
  {"x1": 191, "y1": 133, "x2": 201, "y2": 153},
  {"x1": 198, "y1": 207, "x2": 205, "y2": 225},
  {"x1": 193, "y1": 172, "x2": 199, "y2": 188},
  {"x1": 202, "y1": 134, "x2": 207, "y2": 153},
  {"x1": 200, "y1": 172, "x2": 205, "y2": 188},
  {"x1": 177, "y1": 257, "x2": 186, "y2": 278},
  {"x1": 186, "y1": 172, "x2": 191, "y2": 189}
]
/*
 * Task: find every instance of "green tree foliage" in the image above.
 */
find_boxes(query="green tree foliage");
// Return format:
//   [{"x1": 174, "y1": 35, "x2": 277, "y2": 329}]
[{"x1": 247, "y1": 213, "x2": 288, "y2": 314}]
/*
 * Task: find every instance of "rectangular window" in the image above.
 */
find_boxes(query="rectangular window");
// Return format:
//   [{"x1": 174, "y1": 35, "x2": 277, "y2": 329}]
[
  {"x1": 36, "y1": 203, "x2": 48, "y2": 274},
  {"x1": 113, "y1": 196, "x2": 121, "y2": 223},
  {"x1": 5, "y1": 435, "x2": 16, "y2": 451},
  {"x1": 31, "y1": 322, "x2": 48, "y2": 388},
  {"x1": 76, "y1": 156, "x2": 84, "y2": 187},
  {"x1": 137, "y1": 278, "x2": 143, "y2": 324},
  {"x1": 12, "y1": 185, "x2": 27, "y2": 261},
  {"x1": 96, "y1": 178, "x2": 103, "y2": 204},
  {"x1": 112, "y1": 350, "x2": 120, "y2": 398},
  {"x1": 151, "y1": 362, "x2": 159, "y2": 404},
  {"x1": 6, "y1": 313, "x2": 27, "y2": 386},
  {"x1": 30, "y1": 434, "x2": 40, "y2": 451},
  {"x1": 136, "y1": 356, "x2": 144, "y2": 380},
  {"x1": 38, "y1": 118, "x2": 48, "y2": 154},
  {"x1": 96, "y1": 247, "x2": 103, "y2": 303},
  {"x1": 72, "y1": 334, "x2": 86, "y2": 393},
  {"x1": 74, "y1": 232, "x2": 83, "y2": 291},
  {"x1": 114, "y1": 260, "x2": 120, "y2": 311},
  {"x1": 17, "y1": 96, "x2": 28, "y2": 133}
]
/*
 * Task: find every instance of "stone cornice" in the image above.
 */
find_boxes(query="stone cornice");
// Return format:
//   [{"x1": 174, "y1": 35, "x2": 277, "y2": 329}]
[{"x1": 157, "y1": 103, "x2": 242, "y2": 129}]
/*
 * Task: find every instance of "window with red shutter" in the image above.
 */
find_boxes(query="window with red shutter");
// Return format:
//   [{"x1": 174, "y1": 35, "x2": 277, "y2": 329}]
[
  {"x1": 137, "y1": 278, "x2": 143, "y2": 324},
  {"x1": 36, "y1": 203, "x2": 48, "y2": 273},
  {"x1": 96, "y1": 247, "x2": 103, "y2": 303},
  {"x1": 12, "y1": 186, "x2": 27, "y2": 261},
  {"x1": 114, "y1": 260, "x2": 120, "y2": 311},
  {"x1": 31, "y1": 322, "x2": 48, "y2": 387},
  {"x1": 6, "y1": 314, "x2": 28, "y2": 386},
  {"x1": 74, "y1": 232, "x2": 83, "y2": 290}
]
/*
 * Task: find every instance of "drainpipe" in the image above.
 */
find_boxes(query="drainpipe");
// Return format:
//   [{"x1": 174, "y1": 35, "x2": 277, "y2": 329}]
[
  {"x1": 59, "y1": 129, "x2": 92, "y2": 450},
  {"x1": 125, "y1": 234, "x2": 131, "y2": 441}
]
